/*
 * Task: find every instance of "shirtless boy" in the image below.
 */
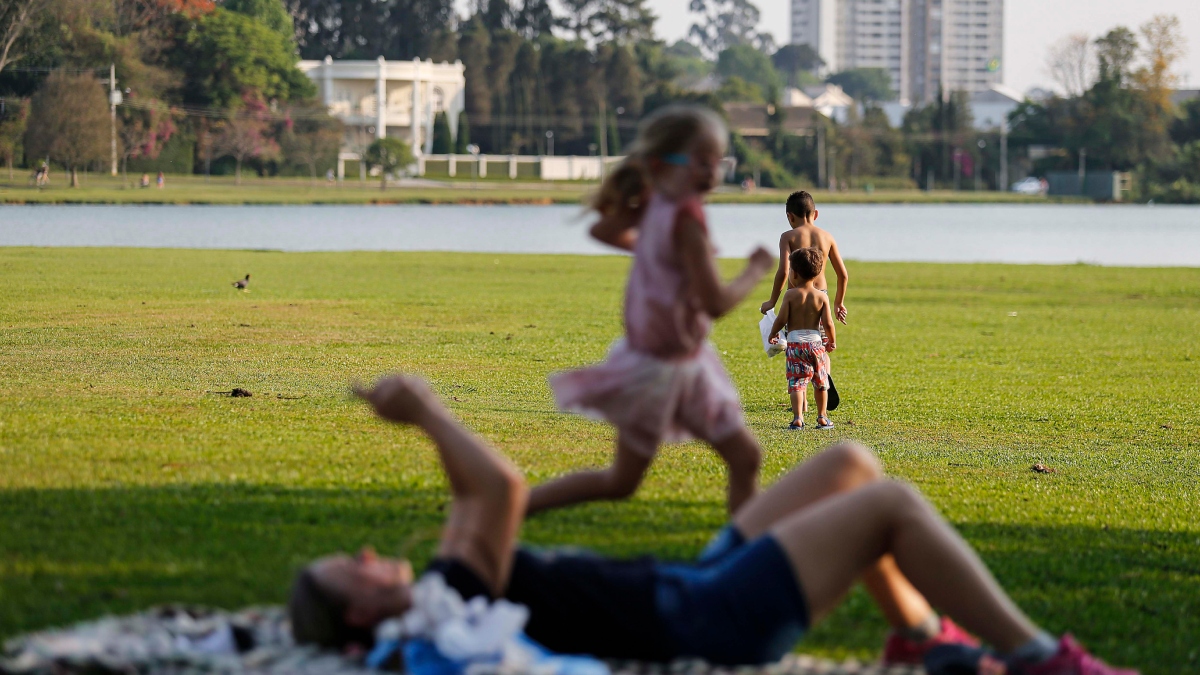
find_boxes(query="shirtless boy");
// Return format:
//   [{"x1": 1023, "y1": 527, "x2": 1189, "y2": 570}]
[
  {"x1": 770, "y1": 248, "x2": 835, "y2": 431},
  {"x1": 759, "y1": 190, "x2": 848, "y2": 324}
]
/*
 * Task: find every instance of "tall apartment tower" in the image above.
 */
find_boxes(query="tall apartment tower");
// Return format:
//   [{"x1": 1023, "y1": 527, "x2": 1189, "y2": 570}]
[
  {"x1": 909, "y1": 0, "x2": 1004, "y2": 104},
  {"x1": 791, "y1": 0, "x2": 1003, "y2": 105}
]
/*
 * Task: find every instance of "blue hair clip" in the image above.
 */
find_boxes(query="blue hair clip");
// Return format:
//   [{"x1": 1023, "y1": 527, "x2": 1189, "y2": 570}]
[{"x1": 661, "y1": 153, "x2": 691, "y2": 166}]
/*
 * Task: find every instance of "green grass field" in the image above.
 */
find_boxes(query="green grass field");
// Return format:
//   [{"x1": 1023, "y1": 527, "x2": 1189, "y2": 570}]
[
  {"x1": 0, "y1": 248, "x2": 1196, "y2": 671},
  {"x1": 0, "y1": 173, "x2": 1081, "y2": 205}
]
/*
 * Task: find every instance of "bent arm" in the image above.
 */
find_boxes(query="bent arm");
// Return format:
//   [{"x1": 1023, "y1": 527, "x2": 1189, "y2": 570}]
[
  {"x1": 828, "y1": 240, "x2": 849, "y2": 323},
  {"x1": 589, "y1": 210, "x2": 638, "y2": 252},
  {"x1": 355, "y1": 376, "x2": 527, "y2": 595},
  {"x1": 821, "y1": 299, "x2": 836, "y2": 349},
  {"x1": 677, "y1": 218, "x2": 772, "y2": 319},
  {"x1": 770, "y1": 298, "x2": 789, "y2": 336},
  {"x1": 761, "y1": 236, "x2": 790, "y2": 313}
]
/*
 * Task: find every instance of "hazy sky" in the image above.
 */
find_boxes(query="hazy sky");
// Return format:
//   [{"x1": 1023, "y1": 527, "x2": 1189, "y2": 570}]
[{"x1": 650, "y1": 0, "x2": 1200, "y2": 94}]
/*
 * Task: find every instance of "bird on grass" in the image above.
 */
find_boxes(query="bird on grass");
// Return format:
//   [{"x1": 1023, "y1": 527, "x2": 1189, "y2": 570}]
[{"x1": 232, "y1": 274, "x2": 251, "y2": 291}]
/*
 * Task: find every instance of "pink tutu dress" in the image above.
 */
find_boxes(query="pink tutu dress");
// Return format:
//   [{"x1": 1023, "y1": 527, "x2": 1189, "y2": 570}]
[{"x1": 549, "y1": 192, "x2": 744, "y2": 456}]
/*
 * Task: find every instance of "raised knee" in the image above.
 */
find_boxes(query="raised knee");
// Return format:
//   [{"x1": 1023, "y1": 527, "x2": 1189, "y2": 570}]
[
  {"x1": 873, "y1": 480, "x2": 925, "y2": 515},
  {"x1": 827, "y1": 442, "x2": 883, "y2": 482}
]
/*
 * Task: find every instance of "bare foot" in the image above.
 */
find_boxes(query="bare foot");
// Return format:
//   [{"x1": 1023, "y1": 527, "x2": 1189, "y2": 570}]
[{"x1": 352, "y1": 375, "x2": 438, "y2": 425}]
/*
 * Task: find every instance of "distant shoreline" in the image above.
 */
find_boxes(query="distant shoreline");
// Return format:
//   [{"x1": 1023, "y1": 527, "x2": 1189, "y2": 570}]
[{"x1": 0, "y1": 175, "x2": 1094, "y2": 206}]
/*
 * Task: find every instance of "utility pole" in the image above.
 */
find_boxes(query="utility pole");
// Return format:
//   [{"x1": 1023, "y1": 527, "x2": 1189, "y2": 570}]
[
  {"x1": 598, "y1": 99, "x2": 607, "y2": 180},
  {"x1": 828, "y1": 143, "x2": 836, "y2": 191},
  {"x1": 816, "y1": 124, "x2": 826, "y2": 189},
  {"x1": 999, "y1": 123, "x2": 1008, "y2": 191},
  {"x1": 952, "y1": 147, "x2": 961, "y2": 190},
  {"x1": 1078, "y1": 148, "x2": 1087, "y2": 196},
  {"x1": 108, "y1": 64, "x2": 120, "y2": 176}
]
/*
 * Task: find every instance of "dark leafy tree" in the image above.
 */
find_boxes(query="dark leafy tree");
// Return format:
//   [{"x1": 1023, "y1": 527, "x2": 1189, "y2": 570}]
[
  {"x1": 364, "y1": 136, "x2": 412, "y2": 188},
  {"x1": 688, "y1": 0, "x2": 773, "y2": 58},
  {"x1": 431, "y1": 111, "x2": 452, "y2": 153},
  {"x1": 24, "y1": 71, "x2": 110, "y2": 187},
  {"x1": 508, "y1": 41, "x2": 539, "y2": 153},
  {"x1": 174, "y1": 8, "x2": 316, "y2": 107},
  {"x1": 826, "y1": 68, "x2": 892, "y2": 102},
  {"x1": 488, "y1": 29, "x2": 522, "y2": 150},
  {"x1": 558, "y1": 0, "x2": 597, "y2": 40},
  {"x1": 716, "y1": 43, "x2": 780, "y2": 94},
  {"x1": 213, "y1": 96, "x2": 281, "y2": 184},
  {"x1": 224, "y1": 0, "x2": 294, "y2": 42},
  {"x1": 903, "y1": 88, "x2": 973, "y2": 184},
  {"x1": 771, "y1": 44, "x2": 823, "y2": 87},
  {"x1": 715, "y1": 75, "x2": 764, "y2": 103},
  {"x1": 1094, "y1": 27, "x2": 1137, "y2": 84},
  {"x1": 0, "y1": 0, "x2": 53, "y2": 77},
  {"x1": 0, "y1": 97, "x2": 28, "y2": 179},
  {"x1": 1172, "y1": 98, "x2": 1200, "y2": 145},
  {"x1": 455, "y1": 112, "x2": 470, "y2": 153},
  {"x1": 458, "y1": 19, "x2": 492, "y2": 122},
  {"x1": 660, "y1": 40, "x2": 711, "y2": 86},
  {"x1": 282, "y1": 103, "x2": 343, "y2": 181},
  {"x1": 118, "y1": 103, "x2": 177, "y2": 186},
  {"x1": 590, "y1": 0, "x2": 656, "y2": 43},
  {"x1": 606, "y1": 43, "x2": 643, "y2": 116},
  {"x1": 288, "y1": 0, "x2": 456, "y2": 61},
  {"x1": 481, "y1": 0, "x2": 512, "y2": 32},
  {"x1": 513, "y1": 0, "x2": 554, "y2": 40}
]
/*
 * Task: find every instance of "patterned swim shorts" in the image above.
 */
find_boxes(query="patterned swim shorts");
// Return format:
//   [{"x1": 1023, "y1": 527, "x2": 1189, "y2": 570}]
[{"x1": 785, "y1": 341, "x2": 830, "y2": 394}]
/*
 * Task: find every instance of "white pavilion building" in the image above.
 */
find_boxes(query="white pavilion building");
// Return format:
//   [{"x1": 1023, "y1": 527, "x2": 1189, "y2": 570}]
[{"x1": 298, "y1": 57, "x2": 466, "y2": 177}]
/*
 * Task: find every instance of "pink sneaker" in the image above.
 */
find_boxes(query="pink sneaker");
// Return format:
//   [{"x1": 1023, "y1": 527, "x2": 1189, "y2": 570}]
[
  {"x1": 1013, "y1": 635, "x2": 1139, "y2": 675},
  {"x1": 883, "y1": 616, "x2": 980, "y2": 665}
]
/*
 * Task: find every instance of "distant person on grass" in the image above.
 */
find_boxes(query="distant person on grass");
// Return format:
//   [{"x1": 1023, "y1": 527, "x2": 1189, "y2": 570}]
[
  {"x1": 289, "y1": 373, "x2": 1138, "y2": 675},
  {"x1": 530, "y1": 104, "x2": 774, "y2": 516},
  {"x1": 768, "y1": 247, "x2": 836, "y2": 431}
]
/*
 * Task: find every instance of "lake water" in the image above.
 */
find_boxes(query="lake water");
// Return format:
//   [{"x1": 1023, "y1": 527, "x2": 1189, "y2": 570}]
[{"x1": 1, "y1": 203, "x2": 1198, "y2": 266}]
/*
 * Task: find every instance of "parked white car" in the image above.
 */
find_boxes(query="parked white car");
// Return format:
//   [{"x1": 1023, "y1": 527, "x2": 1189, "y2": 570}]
[{"x1": 1011, "y1": 177, "x2": 1046, "y2": 195}]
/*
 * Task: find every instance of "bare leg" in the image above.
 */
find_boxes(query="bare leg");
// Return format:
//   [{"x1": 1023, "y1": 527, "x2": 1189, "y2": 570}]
[
  {"x1": 526, "y1": 433, "x2": 653, "y2": 515},
  {"x1": 789, "y1": 388, "x2": 802, "y2": 425},
  {"x1": 815, "y1": 388, "x2": 828, "y2": 421},
  {"x1": 863, "y1": 556, "x2": 936, "y2": 629},
  {"x1": 732, "y1": 442, "x2": 880, "y2": 537},
  {"x1": 771, "y1": 480, "x2": 1040, "y2": 652},
  {"x1": 710, "y1": 427, "x2": 763, "y2": 514},
  {"x1": 729, "y1": 443, "x2": 935, "y2": 631}
]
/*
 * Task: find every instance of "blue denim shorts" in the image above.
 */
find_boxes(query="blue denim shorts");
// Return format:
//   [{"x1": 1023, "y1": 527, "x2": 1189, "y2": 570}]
[{"x1": 654, "y1": 534, "x2": 810, "y2": 665}]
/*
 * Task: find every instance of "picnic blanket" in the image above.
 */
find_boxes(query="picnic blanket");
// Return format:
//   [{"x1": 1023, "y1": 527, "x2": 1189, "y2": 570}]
[{"x1": 0, "y1": 605, "x2": 923, "y2": 675}]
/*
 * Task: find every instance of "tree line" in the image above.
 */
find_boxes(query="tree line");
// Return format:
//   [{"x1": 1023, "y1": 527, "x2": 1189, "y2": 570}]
[{"x1": 1, "y1": 0, "x2": 1195, "y2": 200}]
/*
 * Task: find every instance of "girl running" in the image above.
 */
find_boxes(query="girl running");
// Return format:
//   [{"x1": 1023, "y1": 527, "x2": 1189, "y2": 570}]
[{"x1": 528, "y1": 105, "x2": 774, "y2": 516}]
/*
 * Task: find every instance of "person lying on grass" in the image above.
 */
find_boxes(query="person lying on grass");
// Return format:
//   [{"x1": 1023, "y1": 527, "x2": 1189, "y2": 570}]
[{"x1": 289, "y1": 374, "x2": 1137, "y2": 675}]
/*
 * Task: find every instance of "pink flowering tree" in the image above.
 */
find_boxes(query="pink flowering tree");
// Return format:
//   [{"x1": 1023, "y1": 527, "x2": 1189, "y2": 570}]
[{"x1": 213, "y1": 92, "x2": 280, "y2": 185}]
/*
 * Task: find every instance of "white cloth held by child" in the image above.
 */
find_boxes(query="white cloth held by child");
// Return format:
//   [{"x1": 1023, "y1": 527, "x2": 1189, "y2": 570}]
[{"x1": 759, "y1": 310, "x2": 787, "y2": 357}]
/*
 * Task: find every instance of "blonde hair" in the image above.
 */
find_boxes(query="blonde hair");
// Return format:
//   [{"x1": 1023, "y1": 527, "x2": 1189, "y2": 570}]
[{"x1": 592, "y1": 104, "x2": 728, "y2": 216}]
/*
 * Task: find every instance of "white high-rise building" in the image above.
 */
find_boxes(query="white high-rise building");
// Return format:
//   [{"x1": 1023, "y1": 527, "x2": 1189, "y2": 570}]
[{"x1": 790, "y1": 0, "x2": 1003, "y2": 105}]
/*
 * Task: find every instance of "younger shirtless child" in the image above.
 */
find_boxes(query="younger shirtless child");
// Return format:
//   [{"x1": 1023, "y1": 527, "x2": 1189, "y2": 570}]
[{"x1": 770, "y1": 247, "x2": 836, "y2": 430}]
